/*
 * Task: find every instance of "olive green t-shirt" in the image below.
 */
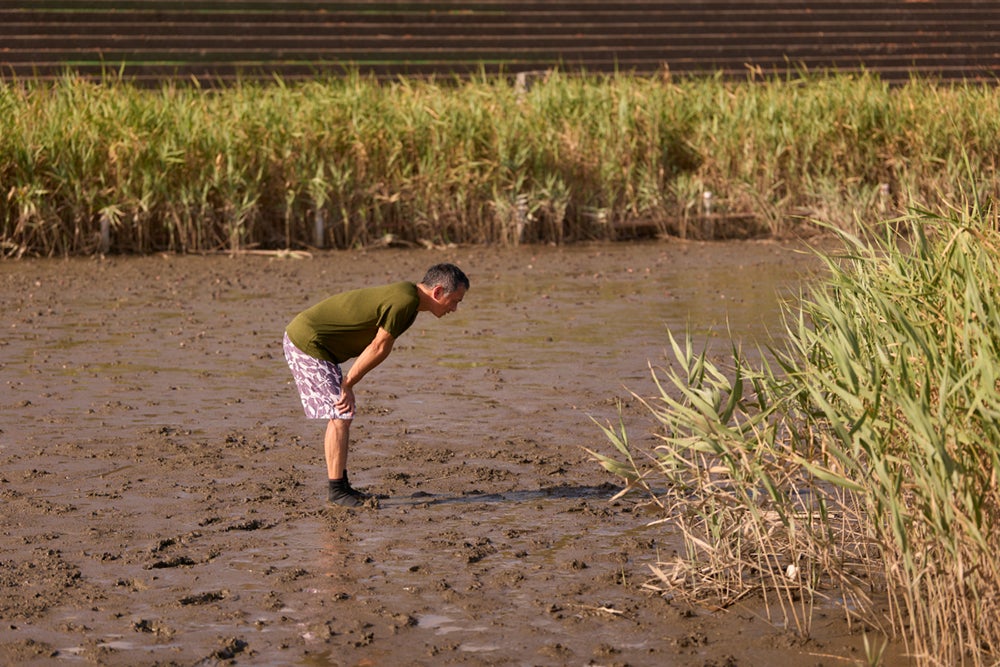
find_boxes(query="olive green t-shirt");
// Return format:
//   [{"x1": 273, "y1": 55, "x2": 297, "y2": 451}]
[{"x1": 285, "y1": 281, "x2": 419, "y2": 363}]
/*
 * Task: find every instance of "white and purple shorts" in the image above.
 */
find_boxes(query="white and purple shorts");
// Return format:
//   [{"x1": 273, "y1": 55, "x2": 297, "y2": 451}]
[{"x1": 283, "y1": 332, "x2": 354, "y2": 420}]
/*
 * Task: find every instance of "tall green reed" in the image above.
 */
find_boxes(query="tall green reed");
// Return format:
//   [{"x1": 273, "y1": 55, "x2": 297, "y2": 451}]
[
  {"x1": 792, "y1": 207, "x2": 1000, "y2": 664},
  {"x1": 3, "y1": 70, "x2": 1000, "y2": 255},
  {"x1": 590, "y1": 202, "x2": 1000, "y2": 665}
]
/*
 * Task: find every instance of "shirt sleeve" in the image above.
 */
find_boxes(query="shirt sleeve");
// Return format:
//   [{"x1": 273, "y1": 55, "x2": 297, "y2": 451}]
[{"x1": 377, "y1": 284, "x2": 419, "y2": 339}]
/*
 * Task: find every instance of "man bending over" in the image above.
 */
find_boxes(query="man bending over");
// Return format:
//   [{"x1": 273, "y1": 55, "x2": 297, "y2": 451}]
[{"x1": 283, "y1": 263, "x2": 469, "y2": 506}]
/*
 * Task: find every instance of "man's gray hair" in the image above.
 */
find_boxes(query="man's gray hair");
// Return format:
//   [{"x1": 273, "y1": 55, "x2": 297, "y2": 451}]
[{"x1": 420, "y1": 263, "x2": 469, "y2": 293}]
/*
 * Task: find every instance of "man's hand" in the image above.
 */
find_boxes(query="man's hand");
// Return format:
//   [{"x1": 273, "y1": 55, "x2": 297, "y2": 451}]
[
  {"x1": 336, "y1": 327, "x2": 395, "y2": 418},
  {"x1": 334, "y1": 385, "x2": 356, "y2": 416}
]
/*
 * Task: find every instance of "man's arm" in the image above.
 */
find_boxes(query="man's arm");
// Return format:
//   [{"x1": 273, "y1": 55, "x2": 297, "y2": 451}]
[{"x1": 334, "y1": 327, "x2": 395, "y2": 415}]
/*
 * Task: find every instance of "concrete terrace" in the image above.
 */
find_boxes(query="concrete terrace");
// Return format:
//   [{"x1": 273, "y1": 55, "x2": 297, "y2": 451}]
[{"x1": 1, "y1": 0, "x2": 998, "y2": 83}]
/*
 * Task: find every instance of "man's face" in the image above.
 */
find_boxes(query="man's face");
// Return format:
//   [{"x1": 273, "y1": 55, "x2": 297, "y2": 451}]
[{"x1": 431, "y1": 285, "x2": 466, "y2": 318}]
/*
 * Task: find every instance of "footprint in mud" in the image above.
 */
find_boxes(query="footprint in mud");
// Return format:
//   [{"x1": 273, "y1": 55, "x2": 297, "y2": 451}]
[
  {"x1": 179, "y1": 590, "x2": 229, "y2": 605},
  {"x1": 146, "y1": 555, "x2": 196, "y2": 569},
  {"x1": 224, "y1": 518, "x2": 271, "y2": 531},
  {"x1": 459, "y1": 537, "x2": 497, "y2": 564}
]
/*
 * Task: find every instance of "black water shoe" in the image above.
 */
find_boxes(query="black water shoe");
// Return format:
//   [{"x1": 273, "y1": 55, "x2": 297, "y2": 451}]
[{"x1": 327, "y1": 472, "x2": 369, "y2": 507}]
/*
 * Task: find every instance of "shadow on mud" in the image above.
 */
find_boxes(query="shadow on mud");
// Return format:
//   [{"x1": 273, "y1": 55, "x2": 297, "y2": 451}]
[{"x1": 378, "y1": 482, "x2": 622, "y2": 508}]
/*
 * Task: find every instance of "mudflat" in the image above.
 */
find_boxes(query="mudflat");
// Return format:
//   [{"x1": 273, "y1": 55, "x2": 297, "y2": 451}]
[{"x1": 1, "y1": 240, "x2": 912, "y2": 666}]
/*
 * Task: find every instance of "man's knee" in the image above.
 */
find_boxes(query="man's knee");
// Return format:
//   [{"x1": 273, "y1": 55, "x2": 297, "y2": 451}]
[{"x1": 329, "y1": 417, "x2": 352, "y2": 431}]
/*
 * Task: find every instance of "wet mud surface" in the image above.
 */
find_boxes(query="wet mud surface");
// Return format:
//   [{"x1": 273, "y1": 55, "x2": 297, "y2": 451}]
[{"x1": 1, "y1": 240, "x2": 913, "y2": 666}]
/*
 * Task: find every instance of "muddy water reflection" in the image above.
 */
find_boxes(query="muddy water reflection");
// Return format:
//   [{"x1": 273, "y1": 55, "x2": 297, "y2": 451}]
[{"x1": 394, "y1": 240, "x2": 819, "y2": 437}]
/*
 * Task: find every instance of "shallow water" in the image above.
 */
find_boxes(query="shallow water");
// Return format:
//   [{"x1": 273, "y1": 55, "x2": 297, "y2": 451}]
[{"x1": 0, "y1": 239, "x2": 913, "y2": 666}]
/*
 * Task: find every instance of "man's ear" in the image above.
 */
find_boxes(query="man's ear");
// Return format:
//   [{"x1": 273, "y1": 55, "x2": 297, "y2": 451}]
[{"x1": 431, "y1": 284, "x2": 445, "y2": 299}]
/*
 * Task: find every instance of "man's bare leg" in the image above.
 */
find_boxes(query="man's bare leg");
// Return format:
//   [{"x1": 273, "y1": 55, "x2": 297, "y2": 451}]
[
  {"x1": 324, "y1": 418, "x2": 350, "y2": 480},
  {"x1": 324, "y1": 418, "x2": 367, "y2": 506}
]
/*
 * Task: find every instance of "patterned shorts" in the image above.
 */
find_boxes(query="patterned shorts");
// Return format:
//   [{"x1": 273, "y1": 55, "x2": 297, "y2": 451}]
[{"x1": 283, "y1": 332, "x2": 354, "y2": 420}]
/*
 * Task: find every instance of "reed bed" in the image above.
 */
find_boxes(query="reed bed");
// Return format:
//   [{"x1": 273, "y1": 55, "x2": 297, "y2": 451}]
[
  {"x1": 3, "y1": 71, "x2": 1000, "y2": 256},
  {"x1": 590, "y1": 202, "x2": 1000, "y2": 666}
]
